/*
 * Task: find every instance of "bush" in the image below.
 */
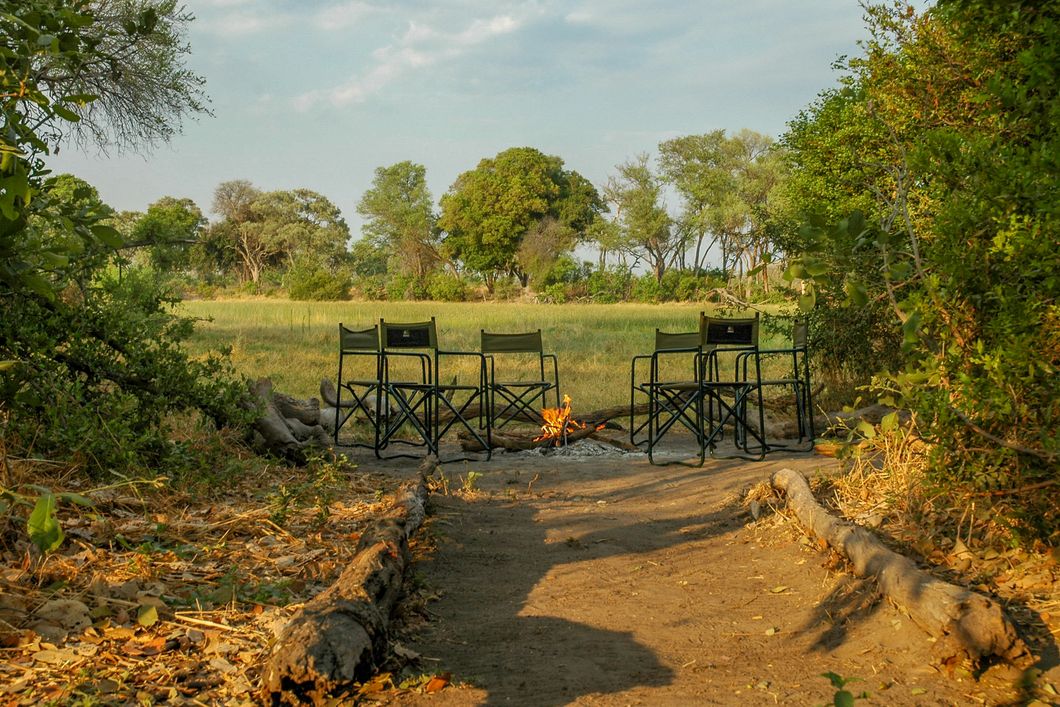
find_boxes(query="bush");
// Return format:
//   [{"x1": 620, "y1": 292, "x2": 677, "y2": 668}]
[
  {"x1": 385, "y1": 273, "x2": 429, "y2": 301},
  {"x1": 586, "y1": 269, "x2": 631, "y2": 303},
  {"x1": 539, "y1": 283, "x2": 568, "y2": 303},
  {"x1": 286, "y1": 260, "x2": 353, "y2": 301},
  {"x1": 426, "y1": 272, "x2": 468, "y2": 302},
  {"x1": 630, "y1": 273, "x2": 662, "y2": 302}
]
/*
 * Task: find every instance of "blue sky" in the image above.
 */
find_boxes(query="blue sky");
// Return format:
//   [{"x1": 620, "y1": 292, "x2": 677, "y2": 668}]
[{"x1": 50, "y1": 0, "x2": 873, "y2": 236}]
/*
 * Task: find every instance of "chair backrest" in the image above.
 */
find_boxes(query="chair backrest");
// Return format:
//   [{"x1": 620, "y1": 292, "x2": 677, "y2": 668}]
[
  {"x1": 481, "y1": 330, "x2": 544, "y2": 355},
  {"x1": 792, "y1": 319, "x2": 808, "y2": 348},
  {"x1": 699, "y1": 312, "x2": 760, "y2": 348},
  {"x1": 380, "y1": 318, "x2": 438, "y2": 350},
  {"x1": 654, "y1": 330, "x2": 701, "y2": 351},
  {"x1": 339, "y1": 323, "x2": 379, "y2": 352}
]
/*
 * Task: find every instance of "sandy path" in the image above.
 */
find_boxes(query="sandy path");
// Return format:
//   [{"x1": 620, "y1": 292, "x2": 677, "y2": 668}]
[{"x1": 347, "y1": 444, "x2": 1001, "y2": 705}]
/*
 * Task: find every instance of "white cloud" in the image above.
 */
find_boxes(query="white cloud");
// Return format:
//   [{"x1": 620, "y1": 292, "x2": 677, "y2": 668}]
[
  {"x1": 313, "y1": 1, "x2": 376, "y2": 31},
  {"x1": 198, "y1": 10, "x2": 289, "y2": 36},
  {"x1": 296, "y1": 11, "x2": 523, "y2": 109}
]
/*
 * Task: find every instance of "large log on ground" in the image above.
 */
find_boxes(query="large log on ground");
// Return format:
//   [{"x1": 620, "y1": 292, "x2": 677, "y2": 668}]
[
  {"x1": 244, "y1": 379, "x2": 329, "y2": 464},
  {"x1": 771, "y1": 468, "x2": 1026, "y2": 665},
  {"x1": 262, "y1": 457, "x2": 436, "y2": 704}
]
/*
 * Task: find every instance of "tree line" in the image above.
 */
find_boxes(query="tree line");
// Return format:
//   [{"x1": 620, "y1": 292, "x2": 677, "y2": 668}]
[{"x1": 99, "y1": 133, "x2": 789, "y2": 303}]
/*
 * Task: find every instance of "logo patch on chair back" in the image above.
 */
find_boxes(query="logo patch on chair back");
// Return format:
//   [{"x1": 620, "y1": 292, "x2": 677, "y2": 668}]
[
  {"x1": 387, "y1": 327, "x2": 430, "y2": 347},
  {"x1": 707, "y1": 322, "x2": 754, "y2": 345}
]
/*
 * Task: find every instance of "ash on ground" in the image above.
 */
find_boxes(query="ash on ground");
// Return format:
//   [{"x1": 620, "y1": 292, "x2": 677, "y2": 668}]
[{"x1": 515, "y1": 440, "x2": 646, "y2": 458}]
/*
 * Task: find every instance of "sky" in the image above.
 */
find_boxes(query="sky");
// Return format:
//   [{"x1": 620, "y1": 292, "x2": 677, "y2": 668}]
[{"x1": 49, "y1": 0, "x2": 874, "y2": 238}]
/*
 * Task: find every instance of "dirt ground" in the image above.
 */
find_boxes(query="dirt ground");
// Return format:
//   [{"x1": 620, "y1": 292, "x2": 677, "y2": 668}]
[{"x1": 340, "y1": 438, "x2": 1038, "y2": 706}]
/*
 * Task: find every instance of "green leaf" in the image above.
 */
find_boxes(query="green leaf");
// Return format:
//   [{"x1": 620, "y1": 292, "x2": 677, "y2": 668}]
[
  {"x1": 0, "y1": 360, "x2": 16, "y2": 372},
  {"x1": 137, "y1": 604, "x2": 159, "y2": 627},
  {"x1": 55, "y1": 492, "x2": 95, "y2": 507},
  {"x1": 91, "y1": 224, "x2": 123, "y2": 248},
  {"x1": 844, "y1": 279, "x2": 868, "y2": 307},
  {"x1": 880, "y1": 411, "x2": 898, "y2": 433},
  {"x1": 36, "y1": 34, "x2": 56, "y2": 47},
  {"x1": 834, "y1": 690, "x2": 856, "y2": 707},
  {"x1": 28, "y1": 493, "x2": 64, "y2": 553},
  {"x1": 21, "y1": 272, "x2": 56, "y2": 300},
  {"x1": 784, "y1": 263, "x2": 808, "y2": 281},
  {"x1": 798, "y1": 287, "x2": 816, "y2": 312},
  {"x1": 804, "y1": 258, "x2": 830, "y2": 277},
  {"x1": 821, "y1": 672, "x2": 846, "y2": 689},
  {"x1": 59, "y1": 93, "x2": 98, "y2": 106},
  {"x1": 52, "y1": 105, "x2": 81, "y2": 122},
  {"x1": 856, "y1": 420, "x2": 877, "y2": 439}
]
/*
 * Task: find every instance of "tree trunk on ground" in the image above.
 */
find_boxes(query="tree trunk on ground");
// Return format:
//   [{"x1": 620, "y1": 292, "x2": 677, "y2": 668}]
[
  {"x1": 262, "y1": 457, "x2": 436, "y2": 705},
  {"x1": 244, "y1": 378, "x2": 330, "y2": 464},
  {"x1": 771, "y1": 468, "x2": 1027, "y2": 666}
]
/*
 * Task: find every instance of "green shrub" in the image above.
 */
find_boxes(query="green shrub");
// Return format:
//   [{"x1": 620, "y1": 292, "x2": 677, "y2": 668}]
[
  {"x1": 286, "y1": 260, "x2": 353, "y2": 301},
  {"x1": 385, "y1": 273, "x2": 429, "y2": 301},
  {"x1": 586, "y1": 269, "x2": 631, "y2": 303},
  {"x1": 630, "y1": 273, "x2": 662, "y2": 302},
  {"x1": 426, "y1": 272, "x2": 468, "y2": 302}
]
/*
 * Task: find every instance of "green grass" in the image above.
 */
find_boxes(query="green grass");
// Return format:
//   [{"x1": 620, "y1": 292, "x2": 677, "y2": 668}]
[{"x1": 180, "y1": 299, "x2": 795, "y2": 413}]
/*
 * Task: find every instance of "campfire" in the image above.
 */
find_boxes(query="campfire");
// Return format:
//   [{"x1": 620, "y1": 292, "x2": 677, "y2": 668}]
[
  {"x1": 455, "y1": 397, "x2": 645, "y2": 453},
  {"x1": 534, "y1": 394, "x2": 590, "y2": 446}
]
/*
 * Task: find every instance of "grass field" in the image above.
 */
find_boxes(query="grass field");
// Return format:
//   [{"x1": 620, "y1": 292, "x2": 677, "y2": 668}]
[{"x1": 181, "y1": 299, "x2": 795, "y2": 413}]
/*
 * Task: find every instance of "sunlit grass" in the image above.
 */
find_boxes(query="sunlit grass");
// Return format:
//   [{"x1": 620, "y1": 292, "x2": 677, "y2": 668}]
[{"x1": 180, "y1": 299, "x2": 795, "y2": 412}]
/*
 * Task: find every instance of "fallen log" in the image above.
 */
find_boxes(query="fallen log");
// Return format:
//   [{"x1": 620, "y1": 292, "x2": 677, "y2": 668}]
[
  {"x1": 771, "y1": 468, "x2": 1027, "y2": 666},
  {"x1": 244, "y1": 379, "x2": 330, "y2": 464},
  {"x1": 262, "y1": 457, "x2": 436, "y2": 705}
]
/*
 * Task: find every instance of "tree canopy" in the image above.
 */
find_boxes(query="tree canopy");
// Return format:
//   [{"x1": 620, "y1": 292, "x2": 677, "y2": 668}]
[
  {"x1": 781, "y1": 0, "x2": 1059, "y2": 540},
  {"x1": 438, "y1": 147, "x2": 603, "y2": 289}
]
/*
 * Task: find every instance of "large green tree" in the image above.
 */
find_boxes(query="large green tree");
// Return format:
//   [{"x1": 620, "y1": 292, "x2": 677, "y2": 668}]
[
  {"x1": 0, "y1": 0, "x2": 247, "y2": 477},
  {"x1": 603, "y1": 154, "x2": 675, "y2": 283},
  {"x1": 438, "y1": 147, "x2": 602, "y2": 290},
  {"x1": 209, "y1": 181, "x2": 349, "y2": 283},
  {"x1": 127, "y1": 195, "x2": 205, "y2": 272},
  {"x1": 783, "y1": 1, "x2": 1059, "y2": 540},
  {"x1": 356, "y1": 161, "x2": 439, "y2": 280},
  {"x1": 659, "y1": 129, "x2": 785, "y2": 281}
]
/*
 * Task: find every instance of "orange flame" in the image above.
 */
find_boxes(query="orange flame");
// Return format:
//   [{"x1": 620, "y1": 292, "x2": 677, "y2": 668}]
[{"x1": 534, "y1": 394, "x2": 586, "y2": 445}]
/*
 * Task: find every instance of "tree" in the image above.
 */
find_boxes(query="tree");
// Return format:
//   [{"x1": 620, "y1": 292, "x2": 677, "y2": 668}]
[
  {"x1": 0, "y1": 0, "x2": 248, "y2": 477},
  {"x1": 658, "y1": 129, "x2": 785, "y2": 281},
  {"x1": 438, "y1": 147, "x2": 603, "y2": 290},
  {"x1": 782, "y1": 1, "x2": 1060, "y2": 541},
  {"x1": 128, "y1": 195, "x2": 205, "y2": 272},
  {"x1": 209, "y1": 181, "x2": 349, "y2": 283},
  {"x1": 356, "y1": 161, "x2": 439, "y2": 281},
  {"x1": 26, "y1": 0, "x2": 209, "y2": 151},
  {"x1": 603, "y1": 154, "x2": 675, "y2": 283}
]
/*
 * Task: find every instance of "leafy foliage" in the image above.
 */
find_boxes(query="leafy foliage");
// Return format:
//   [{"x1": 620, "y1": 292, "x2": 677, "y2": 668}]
[
  {"x1": 438, "y1": 147, "x2": 603, "y2": 291},
  {"x1": 782, "y1": 1, "x2": 1059, "y2": 542},
  {"x1": 0, "y1": 0, "x2": 251, "y2": 479}
]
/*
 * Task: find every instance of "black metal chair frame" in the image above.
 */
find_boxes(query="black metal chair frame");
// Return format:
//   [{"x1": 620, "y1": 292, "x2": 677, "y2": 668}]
[
  {"x1": 630, "y1": 330, "x2": 706, "y2": 466},
  {"x1": 334, "y1": 323, "x2": 384, "y2": 449},
  {"x1": 736, "y1": 318, "x2": 815, "y2": 452},
  {"x1": 377, "y1": 318, "x2": 491, "y2": 462},
  {"x1": 698, "y1": 312, "x2": 767, "y2": 460},
  {"x1": 480, "y1": 330, "x2": 560, "y2": 431}
]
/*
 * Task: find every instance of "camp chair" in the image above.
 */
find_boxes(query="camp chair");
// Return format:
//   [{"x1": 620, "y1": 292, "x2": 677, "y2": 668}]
[
  {"x1": 697, "y1": 312, "x2": 767, "y2": 460},
  {"x1": 377, "y1": 317, "x2": 491, "y2": 462},
  {"x1": 334, "y1": 323, "x2": 383, "y2": 449},
  {"x1": 480, "y1": 330, "x2": 560, "y2": 430},
  {"x1": 738, "y1": 318, "x2": 815, "y2": 452},
  {"x1": 630, "y1": 330, "x2": 705, "y2": 465}
]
